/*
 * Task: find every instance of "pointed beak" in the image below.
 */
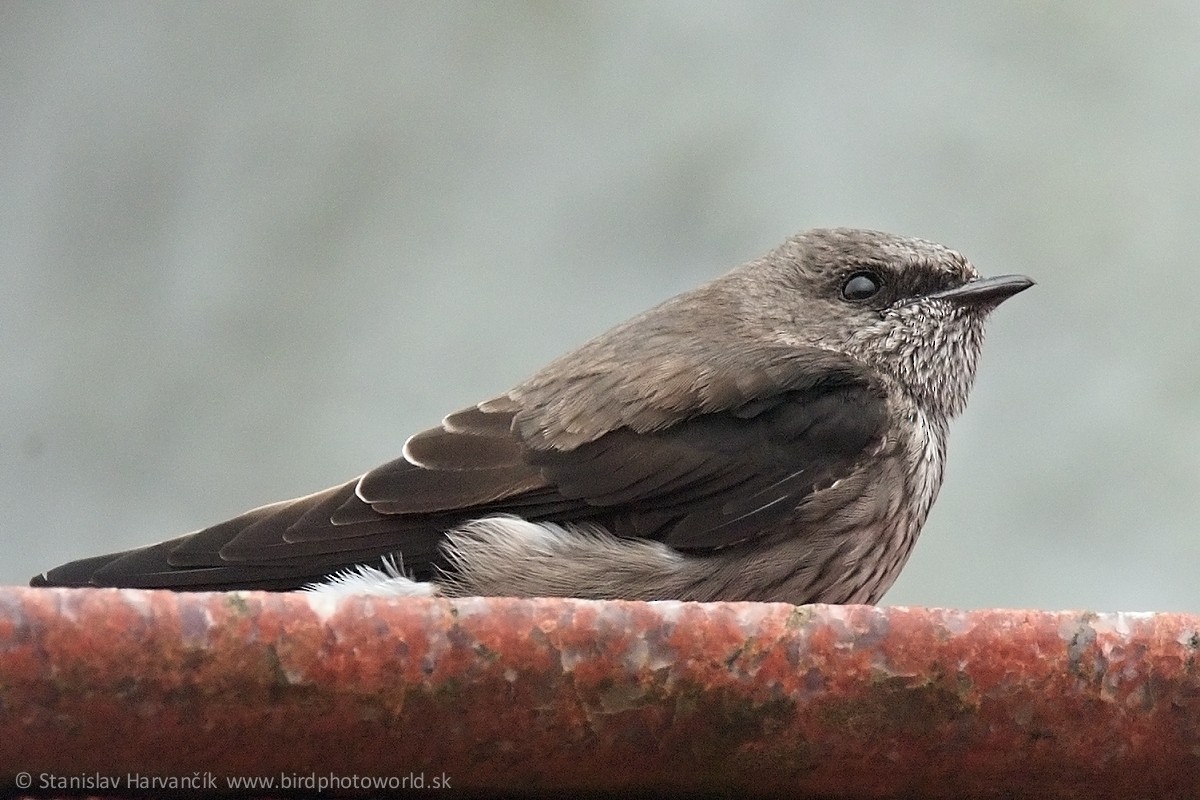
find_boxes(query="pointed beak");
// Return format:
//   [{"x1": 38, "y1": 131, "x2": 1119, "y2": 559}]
[{"x1": 922, "y1": 274, "x2": 1035, "y2": 308}]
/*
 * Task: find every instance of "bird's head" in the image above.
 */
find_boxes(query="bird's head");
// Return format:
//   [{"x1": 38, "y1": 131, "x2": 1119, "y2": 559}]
[{"x1": 739, "y1": 228, "x2": 1033, "y2": 420}]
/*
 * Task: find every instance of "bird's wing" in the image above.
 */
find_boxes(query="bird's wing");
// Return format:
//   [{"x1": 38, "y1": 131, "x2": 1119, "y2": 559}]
[
  {"x1": 31, "y1": 481, "x2": 444, "y2": 589},
  {"x1": 32, "y1": 348, "x2": 889, "y2": 590}
]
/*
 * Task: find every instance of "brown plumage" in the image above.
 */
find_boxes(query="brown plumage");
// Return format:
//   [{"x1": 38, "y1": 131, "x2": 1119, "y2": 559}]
[{"x1": 32, "y1": 228, "x2": 1032, "y2": 603}]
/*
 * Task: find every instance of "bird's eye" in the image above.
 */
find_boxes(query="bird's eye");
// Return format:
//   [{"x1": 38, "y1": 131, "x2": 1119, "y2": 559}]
[{"x1": 842, "y1": 272, "x2": 882, "y2": 301}]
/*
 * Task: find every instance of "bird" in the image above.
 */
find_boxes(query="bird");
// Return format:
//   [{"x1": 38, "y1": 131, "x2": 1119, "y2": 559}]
[{"x1": 32, "y1": 228, "x2": 1032, "y2": 604}]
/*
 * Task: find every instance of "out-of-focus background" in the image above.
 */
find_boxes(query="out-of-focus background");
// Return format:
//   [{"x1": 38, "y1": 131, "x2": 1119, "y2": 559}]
[{"x1": 3, "y1": 3, "x2": 1197, "y2": 610}]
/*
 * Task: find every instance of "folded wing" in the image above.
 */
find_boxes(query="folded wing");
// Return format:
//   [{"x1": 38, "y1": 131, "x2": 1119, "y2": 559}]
[{"x1": 32, "y1": 348, "x2": 889, "y2": 590}]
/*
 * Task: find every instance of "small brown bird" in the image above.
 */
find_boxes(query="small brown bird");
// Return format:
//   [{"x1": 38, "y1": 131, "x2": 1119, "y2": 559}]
[{"x1": 33, "y1": 228, "x2": 1032, "y2": 603}]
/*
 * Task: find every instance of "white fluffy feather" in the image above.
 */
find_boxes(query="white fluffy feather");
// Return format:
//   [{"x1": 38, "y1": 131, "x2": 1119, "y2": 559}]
[{"x1": 305, "y1": 554, "x2": 441, "y2": 597}]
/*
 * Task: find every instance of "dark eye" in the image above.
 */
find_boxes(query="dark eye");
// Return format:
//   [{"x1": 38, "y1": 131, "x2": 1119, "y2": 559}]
[{"x1": 842, "y1": 272, "x2": 882, "y2": 301}]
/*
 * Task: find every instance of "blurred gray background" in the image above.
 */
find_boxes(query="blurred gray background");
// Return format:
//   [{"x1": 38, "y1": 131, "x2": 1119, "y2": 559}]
[{"x1": 3, "y1": 2, "x2": 1197, "y2": 610}]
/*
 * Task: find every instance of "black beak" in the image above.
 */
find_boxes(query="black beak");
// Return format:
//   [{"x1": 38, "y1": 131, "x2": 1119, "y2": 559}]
[{"x1": 922, "y1": 274, "x2": 1035, "y2": 308}]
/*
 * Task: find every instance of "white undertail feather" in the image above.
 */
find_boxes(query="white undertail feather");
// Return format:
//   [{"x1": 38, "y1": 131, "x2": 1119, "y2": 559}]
[{"x1": 305, "y1": 553, "x2": 441, "y2": 597}]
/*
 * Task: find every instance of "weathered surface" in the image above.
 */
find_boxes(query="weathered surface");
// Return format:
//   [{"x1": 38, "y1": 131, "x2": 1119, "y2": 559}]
[{"x1": 1, "y1": 587, "x2": 1198, "y2": 797}]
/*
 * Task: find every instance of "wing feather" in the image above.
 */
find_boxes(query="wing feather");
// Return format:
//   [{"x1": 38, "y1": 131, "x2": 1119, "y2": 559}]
[{"x1": 33, "y1": 348, "x2": 889, "y2": 589}]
